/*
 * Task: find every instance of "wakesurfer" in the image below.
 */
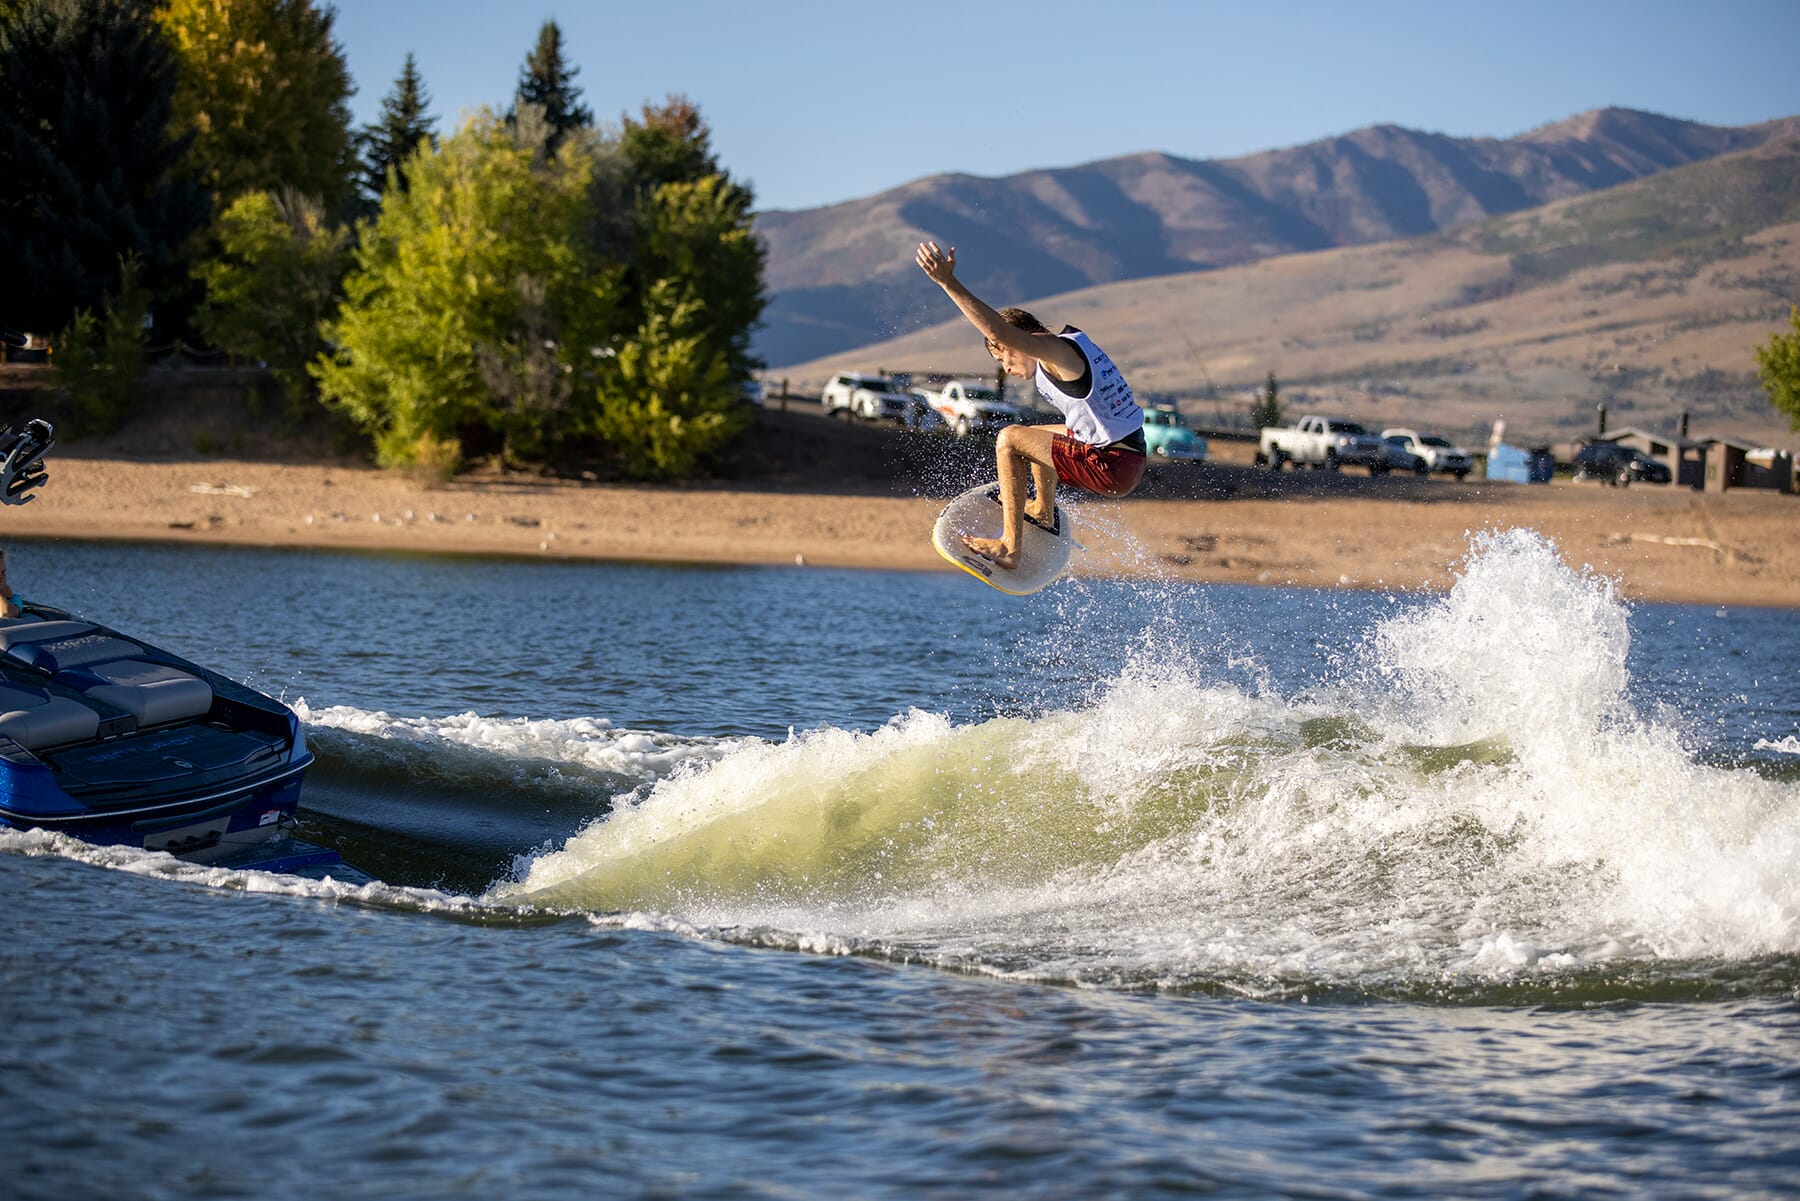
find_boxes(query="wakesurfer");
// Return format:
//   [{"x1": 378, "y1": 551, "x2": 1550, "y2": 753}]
[{"x1": 916, "y1": 241, "x2": 1145, "y2": 570}]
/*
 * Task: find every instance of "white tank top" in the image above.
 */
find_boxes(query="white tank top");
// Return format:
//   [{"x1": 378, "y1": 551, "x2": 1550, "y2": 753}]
[{"x1": 1033, "y1": 329, "x2": 1142, "y2": 446}]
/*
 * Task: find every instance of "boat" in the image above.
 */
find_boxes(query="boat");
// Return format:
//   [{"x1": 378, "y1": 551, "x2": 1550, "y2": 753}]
[
  {"x1": 0, "y1": 601, "x2": 338, "y2": 870},
  {"x1": 0, "y1": 417, "x2": 342, "y2": 873}
]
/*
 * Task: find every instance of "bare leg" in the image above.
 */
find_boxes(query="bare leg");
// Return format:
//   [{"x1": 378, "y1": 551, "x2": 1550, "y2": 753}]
[
  {"x1": 963, "y1": 424, "x2": 1063, "y2": 569},
  {"x1": 1025, "y1": 459, "x2": 1056, "y2": 524}
]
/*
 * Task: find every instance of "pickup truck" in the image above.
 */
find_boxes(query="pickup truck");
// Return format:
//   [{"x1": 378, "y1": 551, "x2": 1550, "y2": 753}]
[
  {"x1": 1381, "y1": 428, "x2": 1473, "y2": 480},
  {"x1": 1256, "y1": 415, "x2": 1386, "y2": 471},
  {"x1": 820, "y1": 372, "x2": 915, "y2": 424},
  {"x1": 922, "y1": 380, "x2": 1025, "y2": 438}
]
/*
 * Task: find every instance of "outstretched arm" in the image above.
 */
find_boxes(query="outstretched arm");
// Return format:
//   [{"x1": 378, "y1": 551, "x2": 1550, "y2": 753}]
[{"x1": 915, "y1": 242, "x2": 1085, "y2": 380}]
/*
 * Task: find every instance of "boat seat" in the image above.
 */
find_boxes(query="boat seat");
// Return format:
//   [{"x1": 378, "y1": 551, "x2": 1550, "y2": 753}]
[
  {"x1": 0, "y1": 620, "x2": 97, "y2": 650},
  {"x1": 54, "y1": 659, "x2": 215, "y2": 727},
  {"x1": 0, "y1": 681, "x2": 101, "y2": 751},
  {"x1": 0, "y1": 621, "x2": 215, "y2": 726},
  {"x1": 2, "y1": 624, "x2": 144, "y2": 679}
]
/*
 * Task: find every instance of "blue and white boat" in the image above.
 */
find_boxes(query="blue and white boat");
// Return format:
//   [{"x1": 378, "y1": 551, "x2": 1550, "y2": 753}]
[
  {"x1": 0, "y1": 417, "x2": 334, "y2": 870},
  {"x1": 0, "y1": 602, "x2": 330, "y2": 869}
]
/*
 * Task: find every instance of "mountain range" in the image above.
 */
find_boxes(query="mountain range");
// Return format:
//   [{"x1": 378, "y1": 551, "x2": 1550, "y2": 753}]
[
  {"x1": 773, "y1": 129, "x2": 1800, "y2": 450},
  {"x1": 752, "y1": 108, "x2": 1796, "y2": 370}
]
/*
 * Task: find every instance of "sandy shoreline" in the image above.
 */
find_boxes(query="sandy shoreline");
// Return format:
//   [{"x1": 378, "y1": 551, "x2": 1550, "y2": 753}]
[{"x1": 1, "y1": 455, "x2": 1796, "y2": 609}]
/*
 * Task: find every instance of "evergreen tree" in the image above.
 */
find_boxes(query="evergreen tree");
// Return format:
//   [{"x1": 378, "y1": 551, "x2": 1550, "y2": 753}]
[
  {"x1": 510, "y1": 20, "x2": 591, "y2": 154},
  {"x1": 1252, "y1": 371, "x2": 1284, "y2": 428},
  {"x1": 1754, "y1": 305, "x2": 1800, "y2": 432},
  {"x1": 635, "y1": 173, "x2": 766, "y2": 386},
  {"x1": 620, "y1": 96, "x2": 764, "y2": 384},
  {"x1": 358, "y1": 52, "x2": 436, "y2": 203},
  {"x1": 0, "y1": 0, "x2": 207, "y2": 335},
  {"x1": 592, "y1": 278, "x2": 743, "y2": 480},
  {"x1": 621, "y1": 95, "x2": 721, "y2": 193},
  {"x1": 52, "y1": 255, "x2": 151, "y2": 434},
  {"x1": 157, "y1": 0, "x2": 356, "y2": 215}
]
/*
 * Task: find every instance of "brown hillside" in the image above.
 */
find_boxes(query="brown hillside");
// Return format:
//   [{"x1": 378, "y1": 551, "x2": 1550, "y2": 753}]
[
  {"x1": 779, "y1": 139, "x2": 1800, "y2": 453},
  {"x1": 753, "y1": 108, "x2": 1798, "y2": 366}
]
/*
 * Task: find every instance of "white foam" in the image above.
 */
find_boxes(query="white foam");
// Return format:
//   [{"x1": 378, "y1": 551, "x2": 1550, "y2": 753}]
[
  {"x1": 499, "y1": 528, "x2": 1800, "y2": 987},
  {"x1": 0, "y1": 825, "x2": 475, "y2": 914},
  {"x1": 12, "y1": 528, "x2": 1794, "y2": 992},
  {"x1": 296, "y1": 700, "x2": 741, "y2": 783}
]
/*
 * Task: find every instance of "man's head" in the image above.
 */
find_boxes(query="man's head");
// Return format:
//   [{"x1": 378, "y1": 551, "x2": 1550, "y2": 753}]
[
  {"x1": 998, "y1": 307, "x2": 1048, "y2": 334},
  {"x1": 985, "y1": 308, "x2": 1051, "y2": 378}
]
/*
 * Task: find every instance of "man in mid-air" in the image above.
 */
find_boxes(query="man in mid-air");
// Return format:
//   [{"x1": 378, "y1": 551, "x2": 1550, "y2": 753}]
[{"x1": 916, "y1": 241, "x2": 1145, "y2": 570}]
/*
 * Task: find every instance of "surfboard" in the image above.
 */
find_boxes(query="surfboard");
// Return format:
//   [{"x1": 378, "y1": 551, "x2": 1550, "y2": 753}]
[{"x1": 931, "y1": 482, "x2": 1073, "y2": 596}]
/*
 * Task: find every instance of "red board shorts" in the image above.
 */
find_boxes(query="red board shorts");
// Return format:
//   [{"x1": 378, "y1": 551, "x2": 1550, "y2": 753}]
[{"x1": 1052, "y1": 432, "x2": 1147, "y2": 498}]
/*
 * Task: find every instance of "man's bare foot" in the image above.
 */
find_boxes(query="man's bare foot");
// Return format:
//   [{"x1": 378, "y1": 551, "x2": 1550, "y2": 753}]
[
  {"x1": 962, "y1": 534, "x2": 1019, "y2": 570},
  {"x1": 1023, "y1": 498, "x2": 1054, "y2": 528}
]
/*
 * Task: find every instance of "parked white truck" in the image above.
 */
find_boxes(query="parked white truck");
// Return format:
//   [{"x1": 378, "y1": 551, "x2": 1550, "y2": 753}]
[
  {"x1": 820, "y1": 372, "x2": 915, "y2": 424},
  {"x1": 1256, "y1": 415, "x2": 1387, "y2": 472},
  {"x1": 921, "y1": 380, "x2": 1026, "y2": 438},
  {"x1": 1380, "y1": 428, "x2": 1474, "y2": 480}
]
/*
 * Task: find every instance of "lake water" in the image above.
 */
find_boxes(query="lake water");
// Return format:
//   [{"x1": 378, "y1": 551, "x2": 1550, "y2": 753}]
[{"x1": 3, "y1": 529, "x2": 1797, "y2": 1199}]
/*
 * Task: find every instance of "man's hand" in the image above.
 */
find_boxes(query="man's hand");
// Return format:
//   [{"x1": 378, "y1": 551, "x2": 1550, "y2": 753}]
[{"x1": 916, "y1": 241, "x2": 957, "y2": 287}]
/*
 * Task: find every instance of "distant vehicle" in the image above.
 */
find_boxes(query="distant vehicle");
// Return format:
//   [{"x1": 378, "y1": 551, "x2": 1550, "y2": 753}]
[
  {"x1": 1142, "y1": 406, "x2": 1208, "y2": 461},
  {"x1": 906, "y1": 390, "x2": 950, "y2": 432},
  {"x1": 820, "y1": 372, "x2": 913, "y2": 423},
  {"x1": 1378, "y1": 434, "x2": 1431, "y2": 476},
  {"x1": 921, "y1": 380, "x2": 1026, "y2": 438},
  {"x1": 1256, "y1": 415, "x2": 1386, "y2": 472},
  {"x1": 1381, "y1": 428, "x2": 1473, "y2": 480},
  {"x1": 1572, "y1": 441, "x2": 1672, "y2": 486}
]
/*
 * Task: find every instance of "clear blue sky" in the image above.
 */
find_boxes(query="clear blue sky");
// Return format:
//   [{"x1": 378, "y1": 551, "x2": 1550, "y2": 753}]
[{"x1": 333, "y1": 0, "x2": 1800, "y2": 213}]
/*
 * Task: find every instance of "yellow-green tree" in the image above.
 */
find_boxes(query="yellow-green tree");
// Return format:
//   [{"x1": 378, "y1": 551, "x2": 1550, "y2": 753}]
[
  {"x1": 317, "y1": 97, "x2": 763, "y2": 480},
  {"x1": 196, "y1": 189, "x2": 348, "y2": 403},
  {"x1": 312, "y1": 112, "x2": 615, "y2": 467},
  {"x1": 1755, "y1": 305, "x2": 1800, "y2": 432},
  {"x1": 591, "y1": 280, "x2": 743, "y2": 479},
  {"x1": 156, "y1": 0, "x2": 355, "y2": 213}
]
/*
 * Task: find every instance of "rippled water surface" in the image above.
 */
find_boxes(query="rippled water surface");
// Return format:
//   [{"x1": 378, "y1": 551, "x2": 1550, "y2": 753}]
[{"x1": 2, "y1": 533, "x2": 1797, "y2": 1199}]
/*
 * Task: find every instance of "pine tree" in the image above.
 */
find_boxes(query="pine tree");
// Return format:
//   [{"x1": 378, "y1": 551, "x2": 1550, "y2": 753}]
[
  {"x1": 1252, "y1": 371, "x2": 1284, "y2": 428},
  {"x1": 511, "y1": 20, "x2": 591, "y2": 154},
  {"x1": 357, "y1": 53, "x2": 436, "y2": 204},
  {"x1": 621, "y1": 95, "x2": 720, "y2": 193},
  {"x1": 621, "y1": 97, "x2": 764, "y2": 384},
  {"x1": 0, "y1": 0, "x2": 208, "y2": 334}
]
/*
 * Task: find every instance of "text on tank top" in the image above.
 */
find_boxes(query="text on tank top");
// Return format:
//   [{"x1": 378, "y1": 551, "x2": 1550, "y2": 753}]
[{"x1": 1033, "y1": 328, "x2": 1142, "y2": 446}]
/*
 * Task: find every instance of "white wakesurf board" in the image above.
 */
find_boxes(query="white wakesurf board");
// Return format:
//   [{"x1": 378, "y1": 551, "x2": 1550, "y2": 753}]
[{"x1": 931, "y1": 482, "x2": 1073, "y2": 596}]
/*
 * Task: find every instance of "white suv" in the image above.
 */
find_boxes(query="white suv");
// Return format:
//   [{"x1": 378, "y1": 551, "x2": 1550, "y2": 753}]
[
  {"x1": 1381, "y1": 428, "x2": 1474, "y2": 480},
  {"x1": 820, "y1": 372, "x2": 913, "y2": 423}
]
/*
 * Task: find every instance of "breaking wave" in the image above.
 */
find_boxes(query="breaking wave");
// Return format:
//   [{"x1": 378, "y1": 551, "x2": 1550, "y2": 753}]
[{"x1": 489, "y1": 529, "x2": 1800, "y2": 995}]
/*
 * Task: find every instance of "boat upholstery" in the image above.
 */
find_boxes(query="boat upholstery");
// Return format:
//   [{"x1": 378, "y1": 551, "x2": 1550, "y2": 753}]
[
  {"x1": 0, "y1": 682, "x2": 101, "y2": 751},
  {"x1": 1, "y1": 622, "x2": 215, "y2": 726},
  {"x1": 0, "y1": 619, "x2": 96, "y2": 649},
  {"x1": 58, "y1": 660, "x2": 215, "y2": 726}
]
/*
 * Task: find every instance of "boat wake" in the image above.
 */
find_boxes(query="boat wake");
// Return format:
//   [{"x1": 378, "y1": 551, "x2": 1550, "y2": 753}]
[
  {"x1": 487, "y1": 529, "x2": 1800, "y2": 996},
  {"x1": 7, "y1": 529, "x2": 1795, "y2": 999}
]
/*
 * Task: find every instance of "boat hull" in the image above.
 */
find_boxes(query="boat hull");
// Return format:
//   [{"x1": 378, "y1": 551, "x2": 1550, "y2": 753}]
[{"x1": 0, "y1": 604, "x2": 332, "y2": 870}]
